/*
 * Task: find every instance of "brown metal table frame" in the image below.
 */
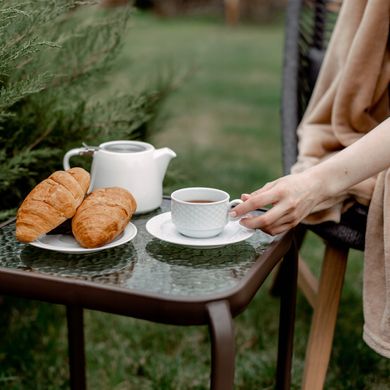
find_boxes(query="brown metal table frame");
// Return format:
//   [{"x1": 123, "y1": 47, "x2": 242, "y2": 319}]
[{"x1": 0, "y1": 210, "x2": 298, "y2": 390}]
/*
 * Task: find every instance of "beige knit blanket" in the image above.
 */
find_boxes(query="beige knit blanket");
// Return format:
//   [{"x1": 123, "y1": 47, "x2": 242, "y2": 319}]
[{"x1": 291, "y1": 0, "x2": 390, "y2": 357}]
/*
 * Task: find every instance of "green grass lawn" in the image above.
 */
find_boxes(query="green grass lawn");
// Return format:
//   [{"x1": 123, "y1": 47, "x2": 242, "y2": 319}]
[{"x1": 1, "y1": 10, "x2": 390, "y2": 390}]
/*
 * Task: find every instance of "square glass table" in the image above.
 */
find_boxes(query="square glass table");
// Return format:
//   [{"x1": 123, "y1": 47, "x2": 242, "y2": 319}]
[{"x1": 0, "y1": 198, "x2": 297, "y2": 390}]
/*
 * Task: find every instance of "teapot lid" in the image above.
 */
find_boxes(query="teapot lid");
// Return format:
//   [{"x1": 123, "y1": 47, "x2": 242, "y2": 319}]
[{"x1": 100, "y1": 141, "x2": 153, "y2": 154}]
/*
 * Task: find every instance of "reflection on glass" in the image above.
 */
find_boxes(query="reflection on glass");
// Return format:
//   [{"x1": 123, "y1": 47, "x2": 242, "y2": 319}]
[
  {"x1": 20, "y1": 244, "x2": 137, "y2": 279},
  {"x1": 0, "y1": 199, "x2": 274, "y2": 296}
]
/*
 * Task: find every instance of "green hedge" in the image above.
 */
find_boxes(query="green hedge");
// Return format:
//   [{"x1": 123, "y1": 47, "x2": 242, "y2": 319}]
[{"x1": 0, "y1": 0, "x2": 173, "y2": 220}]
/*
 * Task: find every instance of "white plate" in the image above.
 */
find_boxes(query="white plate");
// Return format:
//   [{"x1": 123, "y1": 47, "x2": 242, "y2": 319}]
[
  {"x1": 146, "y1": 212, "x2": 254, "y2": 248},
  {"x1": 29, "y1": 223, "x2": 137, "y2": 254}
]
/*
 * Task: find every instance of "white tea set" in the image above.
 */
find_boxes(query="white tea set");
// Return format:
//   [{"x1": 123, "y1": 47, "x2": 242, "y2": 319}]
[
  {"x1": 62, "y1": 140, "x2": 254, "y2": 249},
  {"x1": 63, "y1": 140, "x2": 176, "y2": 214}
]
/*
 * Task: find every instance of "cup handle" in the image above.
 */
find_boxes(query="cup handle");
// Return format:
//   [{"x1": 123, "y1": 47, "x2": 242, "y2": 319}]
[
  {"x1": 228, "y1": 199, "x2": 243, "y2": 221},
  {"x1": 63, "y1": 147, "x2": 93, "y2": 170}
]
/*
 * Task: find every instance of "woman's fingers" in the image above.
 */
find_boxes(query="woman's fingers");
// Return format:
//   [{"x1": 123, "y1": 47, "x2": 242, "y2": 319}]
[
  {"x1": 231, "y1": 189, "x2": 280, "y2": 217},
  {"x1": 240, "y1": 180, "x2": 279, "y2": 202},
  {"x1": 239, "y1": 206, "x2": 291, "y2": 231},
  {"x1": 238, "y1": 202, "x2": 303, "y2": 235},
  {"x1": 250, "y1": 181, "x2": 277, "y2": 196},
  {"x1": 233, "y1": 173, "x2": 320, "y2": 235}
]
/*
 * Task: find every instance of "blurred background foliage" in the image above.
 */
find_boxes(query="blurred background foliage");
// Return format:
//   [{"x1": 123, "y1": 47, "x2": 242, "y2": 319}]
[
  {"x1": 133, "y1": 0, "x2": 286, "y2": 23},
  {"x1": 0, "y1": 0, "x2": 174, "y2": 220}
]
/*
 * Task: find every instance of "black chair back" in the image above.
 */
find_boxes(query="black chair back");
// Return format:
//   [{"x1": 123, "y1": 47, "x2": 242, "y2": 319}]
[
  {"x1": 281, "y1": 0, "x2": 367, "y2": 250},
  {"x1": 281, "y1": 0, "x2": 341, "y2": 174}
]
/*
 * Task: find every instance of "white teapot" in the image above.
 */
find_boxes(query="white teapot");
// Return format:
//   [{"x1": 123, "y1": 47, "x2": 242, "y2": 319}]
[{"x1": 63, "y1": 140, "x2": 176, "y2": 214}]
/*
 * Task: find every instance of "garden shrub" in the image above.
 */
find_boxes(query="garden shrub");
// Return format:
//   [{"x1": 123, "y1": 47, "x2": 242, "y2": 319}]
[{"x1": 0, "y1": 0, "x2": 173, "y2": 220}]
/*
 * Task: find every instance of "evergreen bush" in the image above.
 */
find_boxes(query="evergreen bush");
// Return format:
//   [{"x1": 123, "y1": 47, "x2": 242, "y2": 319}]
[{"x1": 0, "y1": 0, "x2": 173, "y2": 220}]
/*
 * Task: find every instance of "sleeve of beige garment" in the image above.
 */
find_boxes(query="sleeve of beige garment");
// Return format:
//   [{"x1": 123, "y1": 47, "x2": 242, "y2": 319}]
[{"x1": 291, "y1": 0, "x2": 390, "y2": 223}]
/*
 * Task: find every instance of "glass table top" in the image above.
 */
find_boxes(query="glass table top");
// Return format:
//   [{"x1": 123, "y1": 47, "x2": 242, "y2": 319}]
[{"x1": 0, "y1": 199, "x2": 275, "y2": 297}]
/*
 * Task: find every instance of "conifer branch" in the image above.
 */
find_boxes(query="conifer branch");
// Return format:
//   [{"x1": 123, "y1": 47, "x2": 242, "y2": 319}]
[{"x1": 0, "y1": 0, "x2": 176, "y2": 219}]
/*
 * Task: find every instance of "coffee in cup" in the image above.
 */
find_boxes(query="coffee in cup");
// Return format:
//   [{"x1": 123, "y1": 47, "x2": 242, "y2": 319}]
[{"x1": 170, "y1": 187, "x2": 242, "y2": 238}]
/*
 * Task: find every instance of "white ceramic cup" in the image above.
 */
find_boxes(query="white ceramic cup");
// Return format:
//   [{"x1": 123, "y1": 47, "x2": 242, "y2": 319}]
[{"x1": 171, "y1": 187, "x2": 243, "y2": 238}]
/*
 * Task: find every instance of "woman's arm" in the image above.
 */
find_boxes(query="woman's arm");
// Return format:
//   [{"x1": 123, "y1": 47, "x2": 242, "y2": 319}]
[{"x1": 231, "y1": 117, "x2": 390, "y2": 235}]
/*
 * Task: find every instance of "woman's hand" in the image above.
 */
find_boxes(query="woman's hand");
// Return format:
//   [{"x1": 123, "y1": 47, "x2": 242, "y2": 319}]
[
  {"x1": 230, "y1": 171, "x2": 325, "y2": 235},
  {"x1": 230, "y1": 119, "x2": 390, "y2": 235}
]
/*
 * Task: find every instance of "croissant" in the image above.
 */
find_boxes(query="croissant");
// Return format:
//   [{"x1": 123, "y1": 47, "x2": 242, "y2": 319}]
[
  {"x1": 72, "y1": 187, "x2": 137, "y2": 248},
  {"x1": 16, "y1": 167, "x2": 90, "y2": 243}
]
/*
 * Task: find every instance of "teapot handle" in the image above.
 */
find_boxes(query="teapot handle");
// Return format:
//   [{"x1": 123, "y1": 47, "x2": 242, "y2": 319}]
[{"x1": 63, "y1": 147, "x2": 94, "y2": 170}]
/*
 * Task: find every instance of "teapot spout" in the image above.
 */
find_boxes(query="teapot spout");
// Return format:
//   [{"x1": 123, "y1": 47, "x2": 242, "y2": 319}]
[{"x1": 154, "y1": 147, "x2": 176, "y2": 180}]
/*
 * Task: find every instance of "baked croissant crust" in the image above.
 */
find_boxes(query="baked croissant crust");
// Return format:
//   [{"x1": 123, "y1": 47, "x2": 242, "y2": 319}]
[
  {"x1": 16, "y1": 167, "x2": 90, "y2": 243},
  {"x1": 72, "y1": 187, "x2": 137, "y2": 248}
]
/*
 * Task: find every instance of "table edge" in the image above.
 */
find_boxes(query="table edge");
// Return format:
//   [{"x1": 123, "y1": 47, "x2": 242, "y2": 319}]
[{"x1": 0, "y1": 229, "x2": 293, "y2": 325}]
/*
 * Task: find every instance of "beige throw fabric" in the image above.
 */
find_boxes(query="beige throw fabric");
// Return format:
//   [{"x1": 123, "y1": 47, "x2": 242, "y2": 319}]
[
  {"x1": 291, "y1": 0, "x2": 390, "y2": 357},
  {"x1": 363, "y1": 170, "x2": 390, "y2": 357}
]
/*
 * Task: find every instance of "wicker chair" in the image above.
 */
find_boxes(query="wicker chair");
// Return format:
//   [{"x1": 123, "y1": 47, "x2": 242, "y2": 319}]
[{"x1": 280, "y1": 0, "x2": 368, "y2": 388}]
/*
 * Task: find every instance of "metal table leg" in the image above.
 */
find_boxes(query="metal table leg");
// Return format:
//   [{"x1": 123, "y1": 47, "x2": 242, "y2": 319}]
[
  {"x1": 275, "y1": 238, "x2": 298, "y2": 390},
  {"x1": 207, "y1": 300, "x2": 235, "y2": 390},
  {"x1": 66, "y1": 305, "x2": 86, "y2": 390}
]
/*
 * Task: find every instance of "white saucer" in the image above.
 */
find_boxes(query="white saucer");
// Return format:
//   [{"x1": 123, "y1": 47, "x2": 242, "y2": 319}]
[
  {"x1": 29, "y1": 222, "x2": 137, "y2": 254},
  {"x1": 146, "y1": 212, "x2": 255, "y2": 248}
]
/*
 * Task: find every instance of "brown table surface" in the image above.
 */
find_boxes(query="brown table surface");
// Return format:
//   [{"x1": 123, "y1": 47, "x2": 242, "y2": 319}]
[{"x1": 0, "y1": 197, "x2": 297, "y2": 390}]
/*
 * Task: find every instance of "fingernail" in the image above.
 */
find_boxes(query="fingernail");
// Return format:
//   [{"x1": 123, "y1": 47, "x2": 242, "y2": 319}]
[{"x1": 229, "y1": 211, "x2": 237, "y2": 218}]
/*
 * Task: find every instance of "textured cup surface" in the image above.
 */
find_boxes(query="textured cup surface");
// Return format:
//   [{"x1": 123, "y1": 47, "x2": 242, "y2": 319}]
[{"x1": 171, "y1": 187, "x2": 240, "y2": 238}]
